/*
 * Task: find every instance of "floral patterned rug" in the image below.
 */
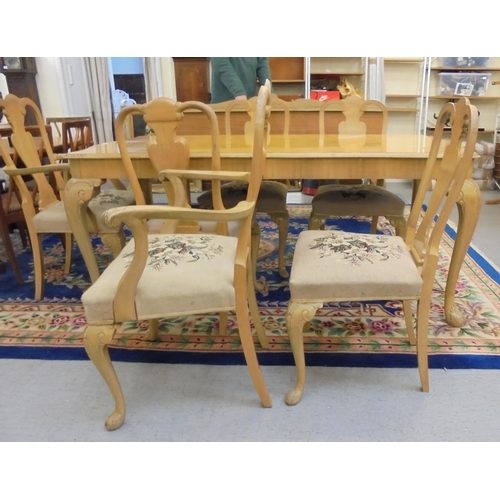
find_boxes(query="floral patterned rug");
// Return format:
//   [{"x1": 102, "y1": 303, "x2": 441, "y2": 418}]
[{"x1": 1, "y1": 205, "x2": 500, "y2": 368}]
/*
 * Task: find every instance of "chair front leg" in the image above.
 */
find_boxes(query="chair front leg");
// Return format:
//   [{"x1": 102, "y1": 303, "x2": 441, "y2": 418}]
[
  {"x1": 234, "y1": 266, "x2": 272, "y2": 408},
  {"x1": 285, "y1": 300, "x2": 322, "y2": 405},
  {"x1": 415, "y1": 298, "x2": 430, "y2": 393},
  {"x1": 84, "y1": 324, "x2": 125, "y2": 430}
]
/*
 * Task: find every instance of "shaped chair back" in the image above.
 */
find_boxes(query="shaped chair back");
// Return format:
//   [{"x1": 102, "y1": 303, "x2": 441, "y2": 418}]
[
  {"x1": 0, "y1": 94, "x2": 64, "y2": 211},
  {"x1": 407, "y1": 97, "x2": 478, "y2": 271},
  {"x1": 115, "y1": 97, "x2": 222, "y2": 208},
  {"x1": 319, "y1": 95, "x2": 387, "y2": 147}
]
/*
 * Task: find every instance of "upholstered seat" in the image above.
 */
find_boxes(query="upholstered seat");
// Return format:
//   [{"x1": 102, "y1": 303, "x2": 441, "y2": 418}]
[
  {"x1": 81, "y1": 83, "x2": 273, "y2": 431},
  {"x1": 290, "y1": 231, "x2": 422, "y2": 302},
  {"x1": 83, "y1": 233, "x2": 241, "y2": 324},
  {"x1": 309, "y1": 96, "x2": 407, "y2": 236},
  {"x1": 310, "y1": 183, "x2": 407, "y2": 234},
  {"x1": 285, "y1": 97, "x2": 478, "y2": 405}
]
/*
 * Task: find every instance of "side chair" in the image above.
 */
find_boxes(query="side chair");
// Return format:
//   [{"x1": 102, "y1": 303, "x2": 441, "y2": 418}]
[
  {"x1": 81, "y1": 82, "x2": 273, "y2": 430},
  {"x1": 284, "y1": 96, "x2": 478, "y2": 404},
  {"x1": 0, "y1": 176, "x2": 30, "y2": 283},
  {"x1": 197, "y1": 94, "x2": 291, "y2": 284},
  {"x1": 61, "y1": 118, "x2": 93, "y2": 153},
  {"x1": 309, "y1": 96, "x2": 407, "y2": 236},
  {"x1": 0, "y1": 93, "x2": 135, "y2": 300}
]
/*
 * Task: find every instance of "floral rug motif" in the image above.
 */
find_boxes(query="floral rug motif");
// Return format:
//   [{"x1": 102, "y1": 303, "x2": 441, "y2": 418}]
[{"x1": 1, "y1": 205, "x2": 500, "y2": 368}]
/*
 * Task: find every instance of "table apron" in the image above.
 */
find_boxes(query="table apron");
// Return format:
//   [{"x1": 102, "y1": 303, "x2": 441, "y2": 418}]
[{"x1": 69, "y1": 156, "x2": 433, "y2": 181}]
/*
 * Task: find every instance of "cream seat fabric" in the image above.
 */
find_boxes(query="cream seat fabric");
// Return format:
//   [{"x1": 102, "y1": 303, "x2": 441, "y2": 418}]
[
  {"x1": 83, "y1": 232, "x2": 240, "y2": 323},
  {"x1": 81, "y1": 83, "x2": 273, "y2": 431},
  {"x1": 285, "y1": 97, "x2": 478, "y2": 405}
]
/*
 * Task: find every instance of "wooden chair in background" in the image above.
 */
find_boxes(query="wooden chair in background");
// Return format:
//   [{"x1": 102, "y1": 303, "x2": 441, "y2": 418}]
[
  {"x1": 197, "y1": 94, "x2": 291, "y2": 283},
  {"x1": 0, "y1": 177, "x2": 30, "y2": 282},
  {"x1": 0, "y1": 93, "x2": 135, "y2": 299},
  {"x1": 81, "y1": 83, "x2": 273, "y2": 430},
  {"x1": 61, "y1": 118, "x2": 93, "y2": 153},
  {"x1": 309, "y1": 96, "x2": 407, "y2": 236},
  {"x1": 284, "y1": 97, "x2": 478, "y2": 405}
]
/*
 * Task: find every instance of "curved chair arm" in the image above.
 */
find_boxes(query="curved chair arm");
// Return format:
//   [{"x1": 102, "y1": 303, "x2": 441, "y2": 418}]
[
  {"x1": 4, "y1": 163, "x2": 71, "y2": 177},
  {"x1": 103, "y1": 201, "x2": 255, "y2": 228}
]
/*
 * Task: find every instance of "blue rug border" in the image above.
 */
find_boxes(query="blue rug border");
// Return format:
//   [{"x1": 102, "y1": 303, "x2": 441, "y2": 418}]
[{"x1": 2, "y1": 345, "x2": 500, "y2": 369}]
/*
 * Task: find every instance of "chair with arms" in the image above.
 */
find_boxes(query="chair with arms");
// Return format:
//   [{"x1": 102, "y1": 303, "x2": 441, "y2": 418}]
[
  {"x1": 81, "y1": 83, "x2": 273, "y2": 431},
  {"x1": 284, "y1": 96, "x2": 478, "y2": 405},
  {"x1": 112, "y1": 91, "x2": 262, "y2": 342},
  {"x1": 197, "y1": 94, "x2": 291, "y2": 283},
  {"x1": 0, "y1": 93, "x2": 135, "y2": 300},
  {"x1": 309, "y1": 95, "x2": 407, "y2": 236}
]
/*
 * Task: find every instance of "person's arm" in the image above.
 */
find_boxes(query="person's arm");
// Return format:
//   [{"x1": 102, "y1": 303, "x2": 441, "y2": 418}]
[
  {"x1": 256, "y1": 58, "x2": 272, "y2": 88},
  {"x1": 211, "y1": 58, "x2": 247, "y2": 99}
]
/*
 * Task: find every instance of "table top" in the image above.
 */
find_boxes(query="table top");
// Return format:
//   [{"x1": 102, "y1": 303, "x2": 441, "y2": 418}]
[{"x1": 63, "y1": 134, "x2": 441, "y2": 161}]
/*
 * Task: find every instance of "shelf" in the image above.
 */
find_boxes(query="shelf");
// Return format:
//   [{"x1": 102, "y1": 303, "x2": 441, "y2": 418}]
[
  {"x1": 386, "y1": 94, "x2": 422, "y2": 98},
  {"x1": 427, "y1": 127, "x2": 489, "y2": 133},
  {"x1": 272, "y1": 79, "x2": 305, "y2": 83},
  {"x1": 268, "y1": 57, "x2": 305, "y2": 81},
  {"x1": 385, "y1": 58, "x2": 424, "y2": 63},
  {"x1": 431, "y1": 67, "x2": 500, "y2": 72},
  {"x1": 311, "y1": 72, "x2": 364, "y2": 76},
  {"x1": 388, "y1": 108, "x2": 419, "y2": 113},
  {"x1": 429, "y1": 95, "x2": 500, "y2": 100}
]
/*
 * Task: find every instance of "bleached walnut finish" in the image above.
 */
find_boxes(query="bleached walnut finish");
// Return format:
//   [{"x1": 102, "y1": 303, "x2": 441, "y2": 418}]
[
  {"x1": 310, "y1": 96, "x2": 407, "y2": 237},
  {"x1": 81, "y1": 83, "x2": 273, "y2": 431},
  {"x1": 285, "y1": 97, "x2": 478, "y2": 405},
  {"x1": 197, "y1": 94, "x2": 291, "y2": 285},
  {"x1": 0, "y1": 94, "x2": 135, "y2": 298}
]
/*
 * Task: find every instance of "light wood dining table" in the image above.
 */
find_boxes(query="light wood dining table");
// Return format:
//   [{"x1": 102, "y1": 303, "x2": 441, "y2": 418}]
[{"x1": 62, "y1": 133, "x2": 482, "y2": 328}]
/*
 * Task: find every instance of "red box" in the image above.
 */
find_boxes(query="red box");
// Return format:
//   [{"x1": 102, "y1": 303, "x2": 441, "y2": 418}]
[{"x1": 310, "y1": 90, "x2": 341, "y2": 102}]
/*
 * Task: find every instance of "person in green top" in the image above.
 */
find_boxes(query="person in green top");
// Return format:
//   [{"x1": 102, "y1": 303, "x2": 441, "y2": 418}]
[{"x1": 210, "y1": 57, "x2": 272, "y2": 104}]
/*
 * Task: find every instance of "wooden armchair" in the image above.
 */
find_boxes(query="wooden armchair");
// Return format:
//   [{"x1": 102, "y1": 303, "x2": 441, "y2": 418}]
[
  {"x1": 197, "y1": 94, "x2": 291, "y2": 285},
  {"x1": 284, "y1": 97, "x2": 478, "y2": 405},
  {"x1": 0, "y1": 93, "x2": 135, "y2": 299},
  {"x1": 81, "y1": 83, "x2": 273, "y2": 430},
  {"x1": 309, "y1": 96, "x2": 407, "y2": 236}
]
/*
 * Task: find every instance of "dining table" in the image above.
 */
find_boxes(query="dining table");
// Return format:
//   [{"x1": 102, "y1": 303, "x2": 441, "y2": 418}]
[{"x1": 62, "y1": 132, "x2": 482, "y2": 328}]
